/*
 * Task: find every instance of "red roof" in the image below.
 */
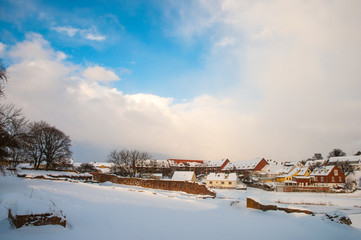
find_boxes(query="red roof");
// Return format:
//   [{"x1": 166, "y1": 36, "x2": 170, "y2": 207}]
[{"x1": 168, "y1": 159, "x2": 204, "y2": 164}]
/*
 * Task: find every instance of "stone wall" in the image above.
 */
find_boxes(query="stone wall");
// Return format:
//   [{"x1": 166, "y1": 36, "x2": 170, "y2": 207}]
[
  {"x1": 17, "y1": 174, "x2": 92, "y2": 181},
  {"x1": 246, "y1": 198, "x2": 313, "y2": 215},
  {"x1": 92, "y1": 173, "x2": 216, "y2": 196},
  {"x1": 8, "y1": 209, "x2": 66, "y2": 228}
]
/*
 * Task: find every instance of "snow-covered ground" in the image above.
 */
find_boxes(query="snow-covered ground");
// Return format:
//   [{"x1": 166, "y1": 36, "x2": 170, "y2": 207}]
[{"x1": 1, "y1": 175, "x2": 361, "y2": 240}]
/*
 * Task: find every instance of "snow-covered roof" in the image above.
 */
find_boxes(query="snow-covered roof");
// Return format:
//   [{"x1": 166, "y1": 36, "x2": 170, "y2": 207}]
[
  {"x1": 206, "y1": 173, "x2": 237, "y2": 181},
  {"x1": 328, "y1": 156, "x2": 361, "y2": 165},
  {"x1": 262, "y1": 163, "x2": 294, "y2": 175},
  {"x1": 202, "y1": 159, "x2": 228, "y2": 168},
  {"x1": 310, "y1": 166, "x2": 336, "y2": 176},
  {"x1": 136, "y1": 159, "x2": 169, "y2": 168},
  {"x1": 278, "y1": 167, "x2": 300, "y2": 178},
  {"x1": 224, "y1": 158, "x2": 265, "y2": 171},
  {"x1": 304, "y1": 159, "x2": 325, "y2": 167},
  {"x1": 171, "y1": 171, "x2": 195, "y2": 181},
  {"x1": 295, "y1": 167, "x2": 309, "y2": 176},
  {"x1": 168, "y1": 159, "x2": 204, "y2": 167}
]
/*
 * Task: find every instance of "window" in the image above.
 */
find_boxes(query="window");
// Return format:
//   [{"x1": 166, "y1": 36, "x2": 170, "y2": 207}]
[
  {"x1": 339, "y1": 176, "x2": 342, "y2": 182},
  {"x1": 228, "y1": 182, "x2": 232, "y2": 185},
  {"x1": 221, "y1": 182, "x2": 225, "y2": 185},
  {"x1": 334, "y1": 170, "x2": 338, "y2": 176},
  {"x1": 321, "y1": 177, "x2": 324, "y2": 182},
  {"x1": 209, "y1": 181, "x2": 213, "y2": 184},
  {"x1": 332, "y1": 176, "x2": 335, "y2": 182}
]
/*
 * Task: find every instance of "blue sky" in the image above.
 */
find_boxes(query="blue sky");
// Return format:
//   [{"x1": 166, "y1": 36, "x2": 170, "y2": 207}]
[
  {"x1": 1, "y1": 0, "x2": 360, "y2": 163},
  {"x1": 0, "y1": 0, "x2": 210, "y2": 99}
]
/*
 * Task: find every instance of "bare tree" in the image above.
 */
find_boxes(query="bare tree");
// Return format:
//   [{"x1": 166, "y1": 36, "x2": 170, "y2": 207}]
[
  {"x1": 308, "y1": 161, "x2": 323, "y2": 171},
  {"x1": 0, "y1": 104, "x2": 28, "y2": 171},
  {"x1": 327, "y1": 148, "x2": 346, "y2": 160},
  {"x1": 313, "y1": 153, "x2": 323, "y2": 160},
  {"x1": 107, "y1": 149, "x2": 152, "y2": 177},
  {"x1": 334, "y1": 161, "x2": 354, "y2": 176},
  {"x1": 24, "y1": 121, "x2": 46, "y2": 169},
  {"x1": 25, "y1": 121, "x2": 72, "y2": 170}
]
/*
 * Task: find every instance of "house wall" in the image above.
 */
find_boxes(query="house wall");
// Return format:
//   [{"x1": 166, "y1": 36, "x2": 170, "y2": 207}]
[
  {"x1": 275, "y1": 176, "x2": 292, "y2": 182},
  {"x1": 293, "y1": 178, "x2": 312, "y2": 186},
  {"x1": 313, "y1": 166, "x2": 345, "y2": 186},
  {"x1": 206, "y1": 180, "x2": 237, "y2": 189}
]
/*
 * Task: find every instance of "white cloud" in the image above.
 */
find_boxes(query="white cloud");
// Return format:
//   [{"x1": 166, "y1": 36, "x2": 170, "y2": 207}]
[
  {"x1": 51, "y1": 26, "x2": 80, "y2": 37},
  {"x1": 162, "y1": 0, "x2": 361, "y2": 160},
  {"x1": 4, "y1": 0, "x2": 361, "y2": 162},
  {"x1": 82, "y1": 66, "x2": 120, "y2": 83},
  {"x1": 0, "y1": 42, "x2": 6, "y2": 56},
  {"x1": 214, "y1": 37, "x2": 235, "y2": 48},
  {"x1": 51, "y1": 26, "x2": 106, "y2": 41},
  {"x1": 85, "y1": 33, "x2": 106, "y2": 41},
  {"x1": 5, "y1": 34, "x2": 252, "y2": 162}
]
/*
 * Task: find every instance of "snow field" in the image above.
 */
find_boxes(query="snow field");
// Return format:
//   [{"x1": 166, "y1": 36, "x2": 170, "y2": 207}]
[{"x1": 0, "y1": 176, "x2": 360, "y2": 240}]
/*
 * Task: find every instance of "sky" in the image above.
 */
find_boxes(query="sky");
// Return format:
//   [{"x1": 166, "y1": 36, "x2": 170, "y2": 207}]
[{"x1": 0, "y1": 0, "x2": 360, "y2": 163}]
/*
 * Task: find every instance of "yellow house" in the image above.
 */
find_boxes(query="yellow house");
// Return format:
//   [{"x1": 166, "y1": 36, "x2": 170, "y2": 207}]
[
  {"x1": 294, "y1": 167, "x2": 311, "y2": 177},
  {"x1": 275, "y1": 168, "x2": 300, "y2": 182}
]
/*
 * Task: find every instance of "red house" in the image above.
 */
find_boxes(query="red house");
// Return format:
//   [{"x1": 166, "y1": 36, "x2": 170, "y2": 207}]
[{"x1": 310, "y1": 165, "x2": 345, "y2": 187}]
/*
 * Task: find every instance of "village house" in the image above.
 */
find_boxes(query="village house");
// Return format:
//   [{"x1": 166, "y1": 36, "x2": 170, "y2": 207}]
[
  {"x1": 167, "y1": 158, "x2": 230, "y2": 175},
  {"x1": 198, "y1": 159, "x2": 230, "y2": 174},
  {"x1": 275, "y1": 167, "x2": 300, "y2": 182},
  {"x1": 292, "y1": 167, "x2": 312, "y2": 186},
  {"x1": 260, "y1": 160, "x2": 296, "y2": 182},
  {"x1": 223, "y1": 158, "x2": 268, "y2": 173},
  {"x1": 310, "y1": 165, "x2": 345, "y2": 187},
  {"x1": 135, "y1": 159, "x2": 171, "y2": 176},
  {"x1": 328, "y1": 155, "x2": 361, "y2": 170},
  {"x1": 205, "y1": 173, "x2": 238, "y2": 189},
  {"x1": 168, "y1": 159, "x2": 204, "y2": 172}
]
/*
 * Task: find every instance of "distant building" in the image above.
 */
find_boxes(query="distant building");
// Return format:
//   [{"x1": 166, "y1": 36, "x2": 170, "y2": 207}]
[
  {"x1": 328, "y1": 156, "x2": 361, "y2": 170},
  {"x1": 167, "y1": 158, "x2": 230, "y2": 174},
  {"x1": 275, "y1": 168, "x2": 300, "y2": 182},
  {"x1": 310, "y1": 165, "x2": 345, "y2": 187},
  {"x1": 206, "y1": 173, "x2": 238, "y2": 189}
]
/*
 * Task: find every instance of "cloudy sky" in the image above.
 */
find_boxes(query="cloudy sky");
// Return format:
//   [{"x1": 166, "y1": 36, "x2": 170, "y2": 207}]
[{"x1": 0, "y1": 0, "x2": 360, "y2": 163}]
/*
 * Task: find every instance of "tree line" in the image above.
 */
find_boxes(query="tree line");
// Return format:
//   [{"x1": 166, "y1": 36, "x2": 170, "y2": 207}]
[
  {"x1": 304, "y1": 148, "x2": 361, "y2": 175},
  {"x1": 0, "y1": 60, "x2": 72, "y2": 173}
]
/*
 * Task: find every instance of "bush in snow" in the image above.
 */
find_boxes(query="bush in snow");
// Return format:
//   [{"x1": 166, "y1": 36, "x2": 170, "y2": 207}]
[
  {"x1": 77, "y1": 163, "x2": 97, "y2": 173},
  {"x1": 322, "y1": 211, "x2": 352, "y2": 225}
]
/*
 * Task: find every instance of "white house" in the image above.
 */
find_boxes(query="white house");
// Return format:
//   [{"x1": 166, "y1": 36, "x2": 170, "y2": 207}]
[
  {"x1": 206, "y1": 173, "x2": 238, "y2": 189},
  {"x1": 328, "y1": 156, "x2": 361, "y2": 170}
]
